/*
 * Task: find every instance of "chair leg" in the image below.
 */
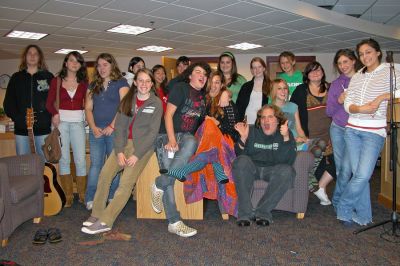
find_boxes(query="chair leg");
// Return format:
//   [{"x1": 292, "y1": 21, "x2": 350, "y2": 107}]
[
  {"x1": 2, "y1": 239, "x2": 8, "y2": 247},
  {"x1": 221, "y1": 214, "x2": 229, "y2": 220},
  {"x1": 33, "y1": 217, "x2": 42, "y2": 224},
  {"x1": 296, "y1": 213, "x2": 305, "y2": 219}
]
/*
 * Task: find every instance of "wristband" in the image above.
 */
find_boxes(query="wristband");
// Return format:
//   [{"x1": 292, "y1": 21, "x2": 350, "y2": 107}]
[{"x1": 238, "y1": 139, "x2": 245, "y2": 147}]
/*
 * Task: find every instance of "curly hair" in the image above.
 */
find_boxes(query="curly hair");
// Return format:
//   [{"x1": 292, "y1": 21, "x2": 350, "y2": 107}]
[
  {"x1": 182, "y1": 61, "x2": 211, "y2": 88},
  {"x1": 90, "y1": 53, "x2": 123, "y2": 95},
  {"x1": 255, "y1": 104, "x2": 287, "y2": 129}
]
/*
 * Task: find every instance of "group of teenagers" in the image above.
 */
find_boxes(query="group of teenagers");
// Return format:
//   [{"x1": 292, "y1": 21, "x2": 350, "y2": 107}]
[{"x1": 3, "y1": 37, "x2": 399, "y2": 238}]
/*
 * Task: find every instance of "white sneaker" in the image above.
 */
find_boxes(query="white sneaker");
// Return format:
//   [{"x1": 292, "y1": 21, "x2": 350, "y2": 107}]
[
  {"x1": 313, "y1": 187, "x2": 331, "y2": 205},
  {"x1": 82, "y1": 216, "x2": 98, "y2": 227},
  {"x1": 151, "y1": 183, "x2": 164, "y2": 213},
  {"x1": 168, "y1": 221, "x2": 197, "y2": 237},
  {"x1": 86, "y1": 201, "x2": 93, "y2": 211}
]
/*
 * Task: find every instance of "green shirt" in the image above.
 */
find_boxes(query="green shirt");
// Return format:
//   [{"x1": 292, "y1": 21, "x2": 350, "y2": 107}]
[
  {"x1": 278, "y1": 70, "x2": 303, "y2": 99},
  {"x1": 228, "y1": 75, "x2": 247, "y2": 103}
]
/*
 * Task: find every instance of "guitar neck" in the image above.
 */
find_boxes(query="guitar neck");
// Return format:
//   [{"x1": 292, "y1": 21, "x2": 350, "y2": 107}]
[
  {"x1": 26, "y1": 108, "x2": 36, "y2": 154},
  {"x1": 27, "y1": 128, "x2": 36, "y2": 154}
]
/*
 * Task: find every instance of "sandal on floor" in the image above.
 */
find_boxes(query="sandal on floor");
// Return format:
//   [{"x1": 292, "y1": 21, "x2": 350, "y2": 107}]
[
  {"x1": 47, "y1": 228, "x2": 62, "y2": 243},
  {"x1": 32, "y1": 228, "x2": 48, "y2": 245}
]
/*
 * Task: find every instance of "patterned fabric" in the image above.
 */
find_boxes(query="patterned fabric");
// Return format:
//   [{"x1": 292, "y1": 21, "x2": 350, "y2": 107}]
[{"x1": 183, "y1": 118, "x2": 238, "y2": 217}]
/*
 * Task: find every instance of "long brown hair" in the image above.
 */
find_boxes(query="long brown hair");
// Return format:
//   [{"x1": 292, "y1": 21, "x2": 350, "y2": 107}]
[
  {"x1": 19, "y1": 44, "x2": 48, "y2": 71},
  {"x1": 119, "y1": 68, "x2": 155, "y2": 116},
  {"x1": 250, "y1": 57, "x2": 271, "y2": 98},
  {"x1": 217, "y1": 51, "x2": 239, "y2": 87},
  {"x1": 58, "y1": 51, "x2": 88, "y2": 83},
  {"x1": 206, "y1": 71, "x2": 227, "y2": 119},
  {"x1": 90, "y1": 53, "x2": 123, "y2": 95},
  {"x1": 303, "y1": 61, "x2": 329, "y2": 93}
]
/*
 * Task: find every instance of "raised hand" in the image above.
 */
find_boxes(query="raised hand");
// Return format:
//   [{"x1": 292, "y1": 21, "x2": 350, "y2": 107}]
[
  {"x1": 280, "y1": 120, "x2": 289, "y2": 141},
  {"x1": 234, "y1": 122, "x2": 249, "y2": 143}
]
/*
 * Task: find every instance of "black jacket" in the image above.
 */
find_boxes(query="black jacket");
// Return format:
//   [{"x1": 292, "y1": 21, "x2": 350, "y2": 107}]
[
  {"x1": 290, "y1": 83, "x2": 309, "y2": 137},
  {"x1": 235, "y1": 125, "x2": 296, "y2": 167},
  {"x1": 4, "y1": 69, "x2": 54, "y2": 135},
  {"x1": 236, "y1": 78, "x2": 269, "y2": 121}
]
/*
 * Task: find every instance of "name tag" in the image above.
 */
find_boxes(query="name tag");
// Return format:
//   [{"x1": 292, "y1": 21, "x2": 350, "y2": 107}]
[{"x1": 142, "y1": 106, "x2": 155, "y2": 113}]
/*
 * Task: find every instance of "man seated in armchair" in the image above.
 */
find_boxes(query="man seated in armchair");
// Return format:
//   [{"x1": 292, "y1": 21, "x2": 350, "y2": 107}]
[{"x1": 233, "y1": 104, "x2": 296, "y2": 227}]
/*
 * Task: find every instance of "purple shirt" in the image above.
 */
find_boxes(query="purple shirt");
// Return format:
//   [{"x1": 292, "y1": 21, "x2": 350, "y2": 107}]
[{"x1": 326, "y1": 74, "x2": 350, "y2": 127}]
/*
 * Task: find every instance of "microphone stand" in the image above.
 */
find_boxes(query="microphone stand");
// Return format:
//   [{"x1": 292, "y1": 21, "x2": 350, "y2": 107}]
[{"x1": 354, "y1": 51, "x2": 400, "y2": 239}]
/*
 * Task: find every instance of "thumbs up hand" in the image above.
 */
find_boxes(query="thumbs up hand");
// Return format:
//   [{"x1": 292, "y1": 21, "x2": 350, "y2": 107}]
[{"x1": 280, "y1": 120, "x2": 290, "y2": 141}]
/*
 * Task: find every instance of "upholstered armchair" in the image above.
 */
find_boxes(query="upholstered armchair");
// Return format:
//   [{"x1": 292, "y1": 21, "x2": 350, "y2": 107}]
[
  {"x1": 251, "y1": 151, "x2": 314, "y2": 219},
  {"x1": 0, "y1": 154, "x2": 44, "y2": 247}
]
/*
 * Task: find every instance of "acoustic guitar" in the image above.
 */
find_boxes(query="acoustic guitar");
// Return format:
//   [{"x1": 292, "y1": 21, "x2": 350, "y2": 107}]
[{"x1": 26, "y1": 108, "x2": 66, "y2": 216}]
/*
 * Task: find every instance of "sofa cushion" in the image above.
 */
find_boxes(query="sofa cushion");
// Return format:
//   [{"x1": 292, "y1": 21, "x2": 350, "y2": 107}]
[{"x1": 9, "y1": 175, "x2": 40, "y2": 204}]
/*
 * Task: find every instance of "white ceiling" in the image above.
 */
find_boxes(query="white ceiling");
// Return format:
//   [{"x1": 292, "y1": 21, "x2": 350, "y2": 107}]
[{"x1": 0, "y1": 0, "x2": 399, "y2": 60}]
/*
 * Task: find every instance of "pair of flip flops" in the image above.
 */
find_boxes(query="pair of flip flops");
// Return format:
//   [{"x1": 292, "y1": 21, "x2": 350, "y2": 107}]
[{"x1": 32, "y1": 228, "x2": 62, "y2": 244}]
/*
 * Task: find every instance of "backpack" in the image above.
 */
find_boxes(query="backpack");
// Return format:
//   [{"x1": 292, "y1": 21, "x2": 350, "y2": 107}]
[{"x1": 42, "y1": 127, "x2": 62, "y2": 163}]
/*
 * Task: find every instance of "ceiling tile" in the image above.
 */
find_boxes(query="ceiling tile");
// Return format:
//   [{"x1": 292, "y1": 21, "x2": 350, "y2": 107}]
[
  {"x1": 67, "y1": 18, "x2": 117, "y2": 31},
  {"x1": 59, "y1": 0, "x2": 111, "y2": 7},
  {"x1": 0, "y1": 7, "x2": 32, "y2": 20},
  {"x1": 304, "y1": 25, "x2": 351, "y2": 36},
  {"x1": 0, "y1": 19, "x2": 19, "y2": 30},
  {"x1": 141, "y1": 29, "x2": 182, "y2": 40},
  {"x1": 279, "y1": 18, "x2": 327, "y2": 31},
  {"x1": 250, "y1": 10, "x2": 302, "y2": 25},
  {"x1": 277, "y1": 31, "x2": 318, "y2": 41},
  {"x1": 195, "y1": 28, "x2": 238, "y2": 38},
  {"x1": 85, "y1": 8, "x2": 136, "y2": 23},
  {"x1": 174, "y1": 35, "x2": 216, "y2": 44},
  {"x1": 24, "y1": 12, "x2": 77, "y2": 27},
  {"x1": 326, "y1": 31, "x2": 373, "y2": 41},
  {"x1": 219, "y1": 20, "x2": 266, "y2": 32},
  {"x1": 201, "y1": 38, "x2": 236, "y2": 47},
  {"x1": 38, "y1": 1, "x2": 97, "y2": 17},
  {"x1": 360, "y1": 14, "x2": 394, "y2": 24},
  {"x1": 0, "y1": 0, "x2": 48, "y2": 10},
  {"x1": 225, "y1": 33, "x2": 266, "y2": 42},
  {"x1": 179, "y1": 43, "x2": 219, "y2": 51},
  {"x1": 127, "y1": 15, "x2": 178, "y2": 29},
  {"x1": 37, "y1": 34, "x2": 85, "y2": 44},
  {"x1": 14, "y1": 22, "x2": 61, "y2": 34},
  {"x1": 55, "y1": 27, "x2": 99, "y2": 37},
  {"x1": 249, "y1": 26, "x2": 295, "y2": 37},
  {"x1": 255, "y1": 37, "x2": 289, "y2": 47},
  {"x1": 173, "y1": 0, "x2": 240, "y2": 12},
  {"x1": 300, "y1": 37, "x2": 339, "y2": 45},
  {"x1": 163, "y1": 22, "x2": 210, "y2": 34},
  {"x1": 187, "y1": 13, "x2": 237, "y2": 27},
  {"x1": 367, "y1": 5, "x2": 400, "y2": 16},
  {"x1": 147, "y1": 4, "x2": 205, "y2": 20},
  {"x1": 214, "y1": 2, "x2": 274, "y2": 19},
  {"x1": 91, "y1": 31, "x2": 139, "y2": 42},
  {"x1": 103, "y1": 0, "x2": 165, "y2": 14},
  {"x1": 270, "y1": 42, "x2": 309, "y2": 50}
]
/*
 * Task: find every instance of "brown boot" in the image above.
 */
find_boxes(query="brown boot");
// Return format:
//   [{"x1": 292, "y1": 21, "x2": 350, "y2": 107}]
[
  {"x1": 76, "y1": 175, "x2": 87, "y2": 204},
  {"x1": 60, "y1": 174, "x2": 74, "y2": 207}
]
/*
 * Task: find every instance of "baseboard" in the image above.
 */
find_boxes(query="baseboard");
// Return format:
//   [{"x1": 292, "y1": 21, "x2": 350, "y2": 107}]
[{"x1": 378, "y1": 193, "x2": 400, "y2": 211}]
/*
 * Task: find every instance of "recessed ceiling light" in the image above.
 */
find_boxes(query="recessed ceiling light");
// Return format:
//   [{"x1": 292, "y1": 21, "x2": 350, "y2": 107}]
[
  {"x1": 54, "y1": 49, "x2": 88, "y2": 54},
  {"x1": 6, "y1": 30, "x2": 47, "y2": 40},
  {"x1": 227, "y1": 42, "x2": 262, "y2": 50},
  {"x1": 107, "y1": 24, "x2": 153, "y2": 35},
  {"x1": 137, "y1": 46, "x2": 173, "y2": 53}
]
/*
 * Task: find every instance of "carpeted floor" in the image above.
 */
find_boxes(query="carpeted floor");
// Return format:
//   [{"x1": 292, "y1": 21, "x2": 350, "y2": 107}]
[{"x1": 1, "y1": 168, "x2": 399, "y2": 266}]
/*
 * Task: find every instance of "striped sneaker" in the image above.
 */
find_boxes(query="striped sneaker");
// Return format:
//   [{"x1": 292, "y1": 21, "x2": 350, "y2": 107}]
[
  {"x1": 151, "y1": 183, "x2": 164, "y2": 213},
  {"x1": 168, "y1": 221, "x2": 197, "y2": 237}
]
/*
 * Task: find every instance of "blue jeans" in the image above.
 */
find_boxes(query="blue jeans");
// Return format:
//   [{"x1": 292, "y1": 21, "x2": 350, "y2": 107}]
[
  {"x1": 58, "y1": 121, "x2": 86, "y2": 176},
  {"x1": 330, "y1": 122, "x2": 352, "y2": 208},
  {"x1": 155, "y1": 133, "x2": 198, "y2": 224},
  {"x1": 336, "y1": 127, "x2": 384, "y2": 225},
  {"x1": 85, "y1": 130, "x2": 120, "y2": 203},
  {"x1": 15, "y1": 134, "x2": 47, "y2": 161}
]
